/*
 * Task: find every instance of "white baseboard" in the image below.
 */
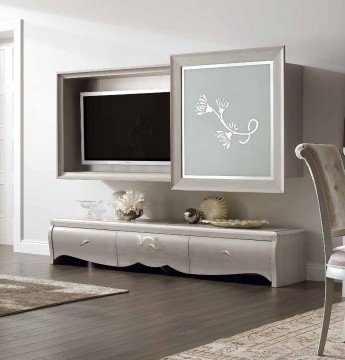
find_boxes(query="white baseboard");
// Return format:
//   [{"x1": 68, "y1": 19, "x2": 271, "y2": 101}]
[
  {"x1": 306, "y1": 263, "x2": 325, "y2": 281},
  {"x1": 0, "y1": 239, "x2": 13, "y2": 246},
  {"x1": 15, "y1": 239, "x2": 49, "y2": 256}
]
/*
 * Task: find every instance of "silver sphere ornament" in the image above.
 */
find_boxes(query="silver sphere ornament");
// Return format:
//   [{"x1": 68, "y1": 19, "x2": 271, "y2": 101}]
[{"x1": 184, "y1": 208, "x2": 201, "y2": 224}]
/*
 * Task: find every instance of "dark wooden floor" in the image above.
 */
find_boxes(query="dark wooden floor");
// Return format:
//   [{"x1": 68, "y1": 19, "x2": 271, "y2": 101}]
[{"x1": 0, "y1": 245, "x2": 342, "y2": 360}]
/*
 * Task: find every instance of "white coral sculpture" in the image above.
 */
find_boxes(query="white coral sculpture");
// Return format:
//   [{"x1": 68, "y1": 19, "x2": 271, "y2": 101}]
[
  {"x1": 112, "y1": 190, "x2": 146, "y2": 215},
  {"x1": 195, "y1": 94, "x2": 259, "y2": 149}
]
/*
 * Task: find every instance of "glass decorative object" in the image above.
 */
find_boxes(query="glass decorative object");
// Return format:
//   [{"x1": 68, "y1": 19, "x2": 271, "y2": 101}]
[
  {"x1": 91, "y1": 201, "x2": 106, "y2": 220},
  {"x1": 76, "y1": 200, "x2": 106, "y2": 220},
  {"x1": 76, "y1": 200, "x2": 97, "y2": 219}
]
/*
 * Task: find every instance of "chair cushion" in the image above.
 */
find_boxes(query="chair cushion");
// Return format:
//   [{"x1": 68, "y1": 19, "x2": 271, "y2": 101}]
[{"x1": 328, "y1": 246, "x2": 345, "y2": 269}]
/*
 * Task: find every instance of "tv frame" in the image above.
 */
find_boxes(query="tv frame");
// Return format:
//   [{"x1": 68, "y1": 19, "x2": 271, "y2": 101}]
[{"x1": 80, "y1": 88, "x2": 171, "y2": 166}]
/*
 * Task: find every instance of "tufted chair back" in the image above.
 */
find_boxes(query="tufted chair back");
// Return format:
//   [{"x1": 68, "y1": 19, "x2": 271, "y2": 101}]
[{"x1": 296, "y1": 143, "x2": 345, "y2": 261}]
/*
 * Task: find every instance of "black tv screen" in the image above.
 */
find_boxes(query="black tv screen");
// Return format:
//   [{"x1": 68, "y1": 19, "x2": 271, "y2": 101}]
[{"x1": 81, "y1": 90, "x2": 170, "y2": 164}]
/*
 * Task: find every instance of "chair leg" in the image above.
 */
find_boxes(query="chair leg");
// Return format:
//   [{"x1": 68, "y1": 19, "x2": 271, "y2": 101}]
[
  {"x1": 342, "y1": 316, "x2": 345, "y2": 342},
  {"x1": 318, "y1": 277, "x2": 334, "y2": 356}
]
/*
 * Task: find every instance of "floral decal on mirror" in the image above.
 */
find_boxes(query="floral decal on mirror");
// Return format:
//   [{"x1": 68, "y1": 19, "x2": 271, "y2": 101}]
[{"x1": 195, "y1": 94, "x2": 259, "y2": 149}]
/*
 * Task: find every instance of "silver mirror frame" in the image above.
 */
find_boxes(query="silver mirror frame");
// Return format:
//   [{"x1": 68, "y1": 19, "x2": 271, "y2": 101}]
[{"x1": 170, "y1": 46, "x2": 285, "y2": 193}]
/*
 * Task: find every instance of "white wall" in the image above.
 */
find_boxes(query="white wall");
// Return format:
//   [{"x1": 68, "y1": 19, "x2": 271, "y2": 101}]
[{"x1": 0, "y1": 0, "x2": 344, "y2": 278}]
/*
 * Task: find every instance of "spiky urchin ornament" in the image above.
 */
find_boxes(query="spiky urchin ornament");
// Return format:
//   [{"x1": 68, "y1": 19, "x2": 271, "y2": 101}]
[{"x1": 199, "y1": 196, "x2": 229, "y2": 221}]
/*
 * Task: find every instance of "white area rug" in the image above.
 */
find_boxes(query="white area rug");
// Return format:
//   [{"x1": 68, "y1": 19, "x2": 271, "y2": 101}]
[
  {"x1": 163, "y1": 302, "x2": 345, "y2": 359},
  {"x1": 0, "y1": 274, "x2": 128, "y2": 316}
]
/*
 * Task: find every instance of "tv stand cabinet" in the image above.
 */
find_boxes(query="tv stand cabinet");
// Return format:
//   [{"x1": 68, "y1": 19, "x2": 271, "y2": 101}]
[{"x1": 49, "y1": 218, "x2": 306, "y2": 287}]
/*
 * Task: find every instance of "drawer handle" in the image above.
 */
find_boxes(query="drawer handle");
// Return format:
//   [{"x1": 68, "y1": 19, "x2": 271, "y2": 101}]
[
  {"x1": 222, "y1": 250, "x2": 232, "y2": 257},
  {"x1": 137, "y1": 235, "x2": 156, "y2": 245},
  {"x1": 137, "y1": 235, "x2": 163, "y2": 250},
  {"x1": 80, "y1": 240, "x2": 90, "y2": 246},
  {"x1": 147, "y1": 243, "x2": 158, "y2": 250}
]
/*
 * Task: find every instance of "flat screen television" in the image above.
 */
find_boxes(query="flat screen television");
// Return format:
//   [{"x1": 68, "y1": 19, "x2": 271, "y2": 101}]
[{"x1": 80, "y1": 89, "x2": 170, "y2": 165}]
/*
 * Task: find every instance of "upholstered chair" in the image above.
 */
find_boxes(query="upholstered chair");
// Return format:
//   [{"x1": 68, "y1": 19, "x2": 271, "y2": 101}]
[{"x1": 295, "y1": 143, "x2": 345, "y2": 356}]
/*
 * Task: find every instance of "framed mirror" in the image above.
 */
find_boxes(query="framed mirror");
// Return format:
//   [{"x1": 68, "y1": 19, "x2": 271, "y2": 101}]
[{"x1": 170, "y1": 46, "x2": 285, "y2": 193}]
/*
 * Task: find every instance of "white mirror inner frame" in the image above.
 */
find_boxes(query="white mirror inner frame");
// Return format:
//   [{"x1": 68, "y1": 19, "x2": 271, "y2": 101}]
[{"x1": 170, "y1": 46, "x2": 285, "y2": 193}]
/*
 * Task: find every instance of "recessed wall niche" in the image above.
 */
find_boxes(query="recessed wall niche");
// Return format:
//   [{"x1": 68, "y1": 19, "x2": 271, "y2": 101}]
[{"x1": 57, "y1": 65, "x2": 170, "y2": 181}]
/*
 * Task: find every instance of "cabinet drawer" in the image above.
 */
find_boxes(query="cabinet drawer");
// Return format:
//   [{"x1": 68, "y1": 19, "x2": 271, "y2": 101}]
[
  {"x1": 189, "y1": 236, "x2": 272, "y2": 280},
  {"x1": 116, "y1": 231, "x2": 189, "y2": 273},
  {"x1": 52, "y1": 227, "x2": 117, "y2": 266}
]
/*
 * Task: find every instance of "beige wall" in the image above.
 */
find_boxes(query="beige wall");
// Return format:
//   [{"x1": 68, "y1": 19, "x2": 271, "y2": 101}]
[{"x1": 0, "y1": 0, "x2": 344, "y2": 279}]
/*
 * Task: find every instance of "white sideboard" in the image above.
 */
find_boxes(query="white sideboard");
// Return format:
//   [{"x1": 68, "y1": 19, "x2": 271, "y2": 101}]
[{"x1": 49, "y1": 218, "x2": 306, "y2": 287}]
